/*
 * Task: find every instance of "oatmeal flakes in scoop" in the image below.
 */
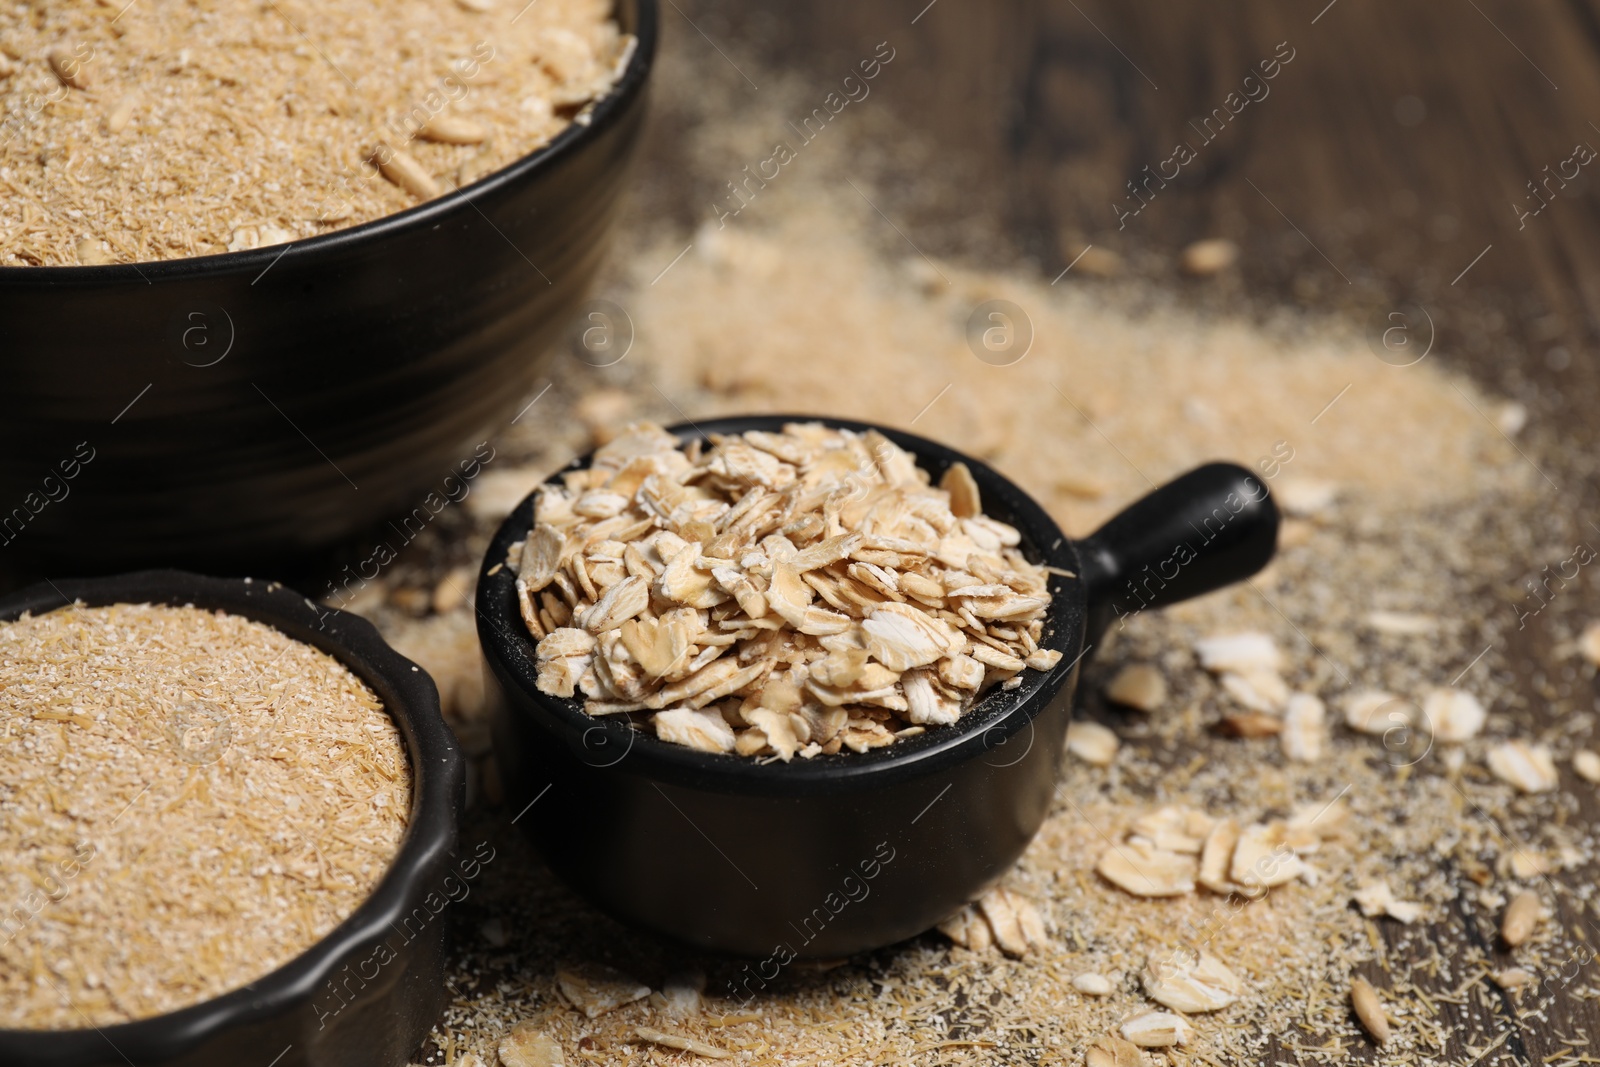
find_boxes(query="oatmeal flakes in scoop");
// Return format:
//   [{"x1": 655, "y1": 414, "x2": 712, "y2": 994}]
[{"x1": 508, "y1": 422, "x2": 1061, "y2": 759}]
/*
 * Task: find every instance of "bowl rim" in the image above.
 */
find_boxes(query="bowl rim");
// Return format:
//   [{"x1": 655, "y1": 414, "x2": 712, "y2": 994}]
[
  {"x1": 476, "y1": 413, "x2": 1087, "y2": 796},
  {"x1": 0, "y1": 0, "x2": 658, "y2": 281},
  {"x1": 0, "y1": 570, "x2": 463, "y2": 1061}
]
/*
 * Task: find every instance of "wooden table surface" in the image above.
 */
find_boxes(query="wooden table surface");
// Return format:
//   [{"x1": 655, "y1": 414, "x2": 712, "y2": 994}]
[
  {"x1": 670, "y1": 0, "x2": 1600, "y2": 464},
  {"x1": 645, "y1": 1, "x2": 1600, "y2": 1061}
]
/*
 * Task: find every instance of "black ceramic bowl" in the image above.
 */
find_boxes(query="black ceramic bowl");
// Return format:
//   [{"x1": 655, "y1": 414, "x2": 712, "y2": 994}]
[
  {"x1": 0, "y1": 0, "x2": 656, "y2": 574},
  {"x1": 476, "y1": 415, "x2": 1278, "y2": 960},
  {"x1": 0, "y1": 572, "x2": 464, "y2": 1067}
]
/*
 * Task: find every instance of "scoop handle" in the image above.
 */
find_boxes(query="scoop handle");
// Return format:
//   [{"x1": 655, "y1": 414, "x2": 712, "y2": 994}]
[{"x1": 1077, "y1": 462, "x2": 1279, "y2": 646}]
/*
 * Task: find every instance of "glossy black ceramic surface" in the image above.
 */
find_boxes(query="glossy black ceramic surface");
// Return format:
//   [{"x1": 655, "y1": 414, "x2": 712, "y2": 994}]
[
  {"x1": 0, "y1": 0, "x2": 656, "y2": 573},
  {"x1": 476, "y1": 415, "x2": 1278, "y2": 959}
]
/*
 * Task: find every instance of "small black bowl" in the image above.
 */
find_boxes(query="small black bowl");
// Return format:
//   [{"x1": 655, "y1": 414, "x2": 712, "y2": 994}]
[
  {"x1": 476, "y1": 415, "x2": 1278, "y2": 961},
  {"x1": 0, "y1": 571, "x2": 464, "y2": 1067},
  {"x1": 0, "y1": 0, "x2": 656, "y2": 573}
]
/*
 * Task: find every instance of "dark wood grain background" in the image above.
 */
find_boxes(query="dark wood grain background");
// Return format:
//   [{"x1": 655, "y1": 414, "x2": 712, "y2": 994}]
[{"x1": 657, "y1": 0, "x2": 1600, "y2": 481}]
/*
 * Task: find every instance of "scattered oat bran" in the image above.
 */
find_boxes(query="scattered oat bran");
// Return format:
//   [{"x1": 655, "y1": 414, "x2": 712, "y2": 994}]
[
  {"x1": 632, "y1": 200, "x2": 1529, "y2": 546},
  {"x1": 0, "y1": 602, "x2": 409, "y2": 1028},
  {"x1": 374, "y1": 42, "x2": 1574, "y2": 1066},
  {"x1": 399, "y1": 268, "x2": 1561, "y2": 1066},
  {"x1": 0, "y1": 0, "x2": 631, "y2": 265}
]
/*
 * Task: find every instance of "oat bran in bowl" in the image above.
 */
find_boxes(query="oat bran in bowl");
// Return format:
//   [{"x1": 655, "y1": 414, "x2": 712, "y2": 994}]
[
  {"x1": 477, "y1": 415, "x2": 1280, "y2": 958},
  {"x1": 0, "y1": 571, "x2": 464, "y2": 1067},
  {"x1": 0, "y1": 0, "x2": 656, "y2": 572},
  {"x1": 0, "y1": 0, "x2": 634, "y2": 265}
]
